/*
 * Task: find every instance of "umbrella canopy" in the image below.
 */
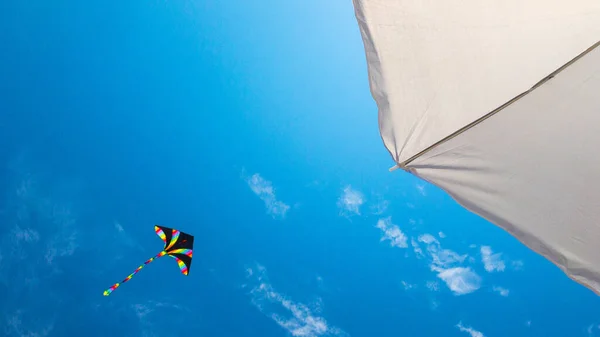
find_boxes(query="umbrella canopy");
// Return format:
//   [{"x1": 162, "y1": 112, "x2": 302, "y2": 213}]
[{"x1": 353, "y1": 0, "x2": 600, "y2": 295}]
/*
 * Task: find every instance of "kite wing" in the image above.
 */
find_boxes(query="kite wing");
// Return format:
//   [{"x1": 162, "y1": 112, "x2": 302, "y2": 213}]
[
  {"x1": 103, "y1": 225, "x2": 194, "y2": 296},
  {"x1": 155, "y1": 225, "x2": 194, "y2": 275}
]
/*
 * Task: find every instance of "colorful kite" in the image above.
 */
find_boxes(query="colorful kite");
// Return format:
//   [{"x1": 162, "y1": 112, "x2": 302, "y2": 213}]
[{"x1": 103, "y1": 225, "x2": 194, "y2": 296}]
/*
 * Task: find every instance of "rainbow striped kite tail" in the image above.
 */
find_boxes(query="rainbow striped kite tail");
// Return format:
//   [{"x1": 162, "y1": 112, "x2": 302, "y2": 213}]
[
  {"x1": 102, "y1": 251, "x2": 166, "y2": 296},
  {"x1": 103, "y1": 283, "x2": 120, "y2": 296}
]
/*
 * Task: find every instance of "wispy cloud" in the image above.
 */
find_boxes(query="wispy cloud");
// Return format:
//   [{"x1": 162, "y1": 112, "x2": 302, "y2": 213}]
[
  {"x1": 411, "y1": 242, "x2": 423, "y2": 261},
  {"x1": 44, "y1": 204, "x2": 78, "y2": 265},
  {"x1": 492, "y1": 286, "x2": 510, "y2": 297},
  {"x1": 413, "y1": 234, "x2": 480, "y2": 295},
  {"x1": 419, "y1": 234, "x2": 467, "y2": 268},
  {"x1": 480, "y1": 246, "x2": 506, "y2": 272},
  {"x1": 246, "y1": 173, "x2": 290, "y2": 219},
  {"x1": 586, "y1": 323, "x2": 600, "y2": 336},
  {"x1": 511, "y1": 260, "x2": 524, "y2": 271},
  {"x1": 416, "y1": 184, "x2": 427, "y2": 196},
  {"x1": 316, "y1": 275, "x2": 325, "y2": 289},
  {"x1": 4, "y1": 310, "x2": 54, "y2": 337},
  {"x1": 456, "y1": 322, "x2": 485, "y2": 337},
  {"x1": 401, "y1": 281, "x2": 416, "y2": 290},
  {"x1": 307, "y1": 180, "x2": 328, "y2": 190},
  {"x1": 376, "y1": 217, "x2": 408, "y2": 248},
  {"x1": 370, "y1": 198, "x2": 389, "y2": 215},
  {"x1": 245, "y1": 264, "x2": 347, "y2": 337},
  {"x1": 132, "y1": 301, "x2": 186, "y2": 320},
  {"x1": 2, "y1": 173, "x2": 79, "y2": 270},
  {"x1": 0, "y1": 162, "x2": 80, "y2": 337},
  {"x1": 418, "y1": 234, "x2": 438, "y2": 245},
  {"x1": 435, "y1": 267, "x2": 481, "y2": 295},
  {"x1": 13, "y1": 226, "x2": 40, "y2": 243},
  {"x1": 426, "y1": 281, "x2": 440, "y2": 292},
  {"x1": 337, "y1": 185, "x2": 364, "y2": 217},
  {"x1": 131, "y1": 300, "x2": 189, "y2": 337},
  {"x1": 112, "y1": 221, "x2": 145, "y2": 253}
]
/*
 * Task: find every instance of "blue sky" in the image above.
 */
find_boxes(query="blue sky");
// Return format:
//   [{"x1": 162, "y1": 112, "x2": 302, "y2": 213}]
[{"x1": 1, "y1": 1, "x2": 600, "y2": 336}]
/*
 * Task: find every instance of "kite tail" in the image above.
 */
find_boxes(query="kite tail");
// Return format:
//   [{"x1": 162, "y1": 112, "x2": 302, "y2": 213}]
[{"x1": 103, "y1": 251, "x2": 167, "y2": 296}]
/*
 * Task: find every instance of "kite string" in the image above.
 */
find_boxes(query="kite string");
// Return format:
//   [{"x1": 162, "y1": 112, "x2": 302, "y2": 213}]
[{"x1": 103, "y1": 251, "x2": 167, "y2": 296}]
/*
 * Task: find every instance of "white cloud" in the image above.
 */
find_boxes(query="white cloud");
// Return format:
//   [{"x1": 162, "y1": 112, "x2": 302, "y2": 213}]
[
  {"x1": 431, "y1": 249, "x2": 468, "y2": 269},
  {"x1": 246, "y1": 173, "x2": 290, "y2": 219},
  {"x1": 337, "y1": 185, "x2": 364, "y2": 217},
  {"x1": 438, "y1": 232, "x2": 446, "y2": 238},
  {"x1": 44, "y1": 204, "x2": 78, "y2": 265},
  {"x1": 411, "y1": 238, "x2": 424, "y2": 259},
  {"x1": 511, "y1": 260, "x2": 524, "y2": 271},
  {"x1": 401, "y1": 281, "x2": 416, "y2": 290},
  {"x1": 4, "y1": 310, "x2": 54, "y2": 337},
  {"x1": 456, "y1": 322, "x2": 485, "y2": 337},
  {"x1": 415, "y1": 233, "x2": 480, "y2": 295},
  {"x1": 0, "y1": 164, "x2": 80, "y2": 337},
  {"x1": 131, "y1": 300, "x2": 188, "y2": 337},
  {"x1": 435, "y1": 267, "x2": 481, "y2": 295},
  {"x1": 480, "y1": 246, "x2": 506, "y2": 272},
  {"x1": 5, "y1": 175, "x2": 79, "y2": 268},
  {"x1": 376, "y1": 217, "x2": 408, "y2": 248},
  {"x1": 419, "y1": 234, "x2": 467, "y2": 269},
  {"x1": 416, "y1": 184, "x2": 426, "y2": 196},
  {"x1": 13, "y1": 226, "x2": 40, "y2": 243},
  {"x1": 586, "y1": 324, "x2": 600, "y2": 336},
  {"x1": 132, "y1": 303, "x2": 155, "y2": 320},
  {"x1": 426, "y1": 281, "x2": 440, "y2": 292},
  {"x1": 246, "y1": 264, "x2": 346, "y2": 337},
  {"x1": 0, "y1": 163, "x2": 78, "y2": 268},
  {"x1": 429, "y1": 299, "x2": 440, "y2": 310},
  {"x1": 132, "y1": 301, "x2": 185, "y2": 320},
  {"x1": 492, "y1": 286, "x2": 510, "y2": 297},
  {"x1": 5, "y1": 155, "x2": 179, "y2": 337},
  {"x1": 307, "y1": 180, "x2": 328, "y2": 190},
  {"x1": 418, "y1": 234, "x2": 438, "y2": 245},
  {"x1": 316, "y1": 275, "x2": 324, "y2": 287},
  {"x1": 111, "y1": 221, "x2": 145, "y2": 253},
  {"x1": 370, "y1": 199, "x2": 389, "y2": 215}
]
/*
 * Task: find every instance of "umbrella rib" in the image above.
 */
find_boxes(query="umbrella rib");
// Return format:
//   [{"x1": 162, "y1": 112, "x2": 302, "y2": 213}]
[{"x1": 392, "y1": 39, "x2": 600, "y2": 172}]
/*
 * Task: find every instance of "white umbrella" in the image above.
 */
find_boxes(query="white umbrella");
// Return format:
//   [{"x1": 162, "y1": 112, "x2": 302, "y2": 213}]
[{"x1": 352, "y1": 0, "x2": 600, "y2": 295}]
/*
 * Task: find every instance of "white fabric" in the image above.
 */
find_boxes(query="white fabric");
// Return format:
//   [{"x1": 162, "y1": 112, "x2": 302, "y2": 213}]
[
  {"x1": 354, "y1": 0, "x2": 600, "y2": 164},
  {"x1": 353, "y1": 0, "x2": 600, "y2": 294},
  {"x1": 411, "y1": 45, "x2": 600, "y2": 294}
]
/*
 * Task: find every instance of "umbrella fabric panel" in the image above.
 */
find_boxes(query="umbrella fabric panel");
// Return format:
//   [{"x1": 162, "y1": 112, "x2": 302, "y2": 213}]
[
  {"x1": 353, "y1": 0, "x2": 600, "y2": 164},
  {"x1": 408, "y1": 44, "x2": 600, "y2": 295}
]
